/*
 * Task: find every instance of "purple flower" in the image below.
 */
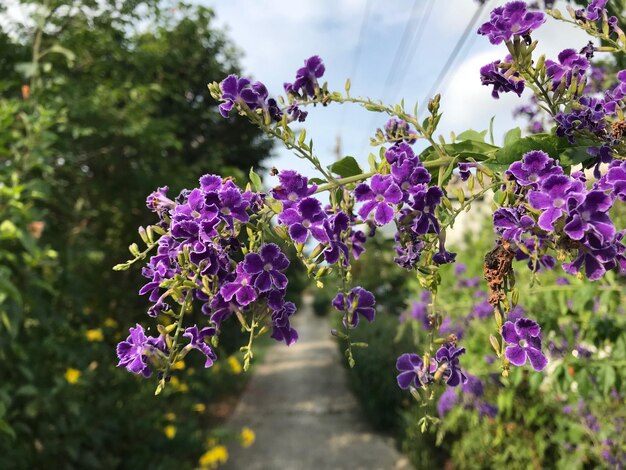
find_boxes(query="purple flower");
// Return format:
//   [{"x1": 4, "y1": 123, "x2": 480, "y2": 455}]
[
  {"x1": 218, "y1": 75, "x2": 268, "y2": 118},
  {"x1": 390, "y1": 155, "x2": 431, "y2": 194},
  {"x1": 384, "y1": 118, "x2": 416, "y2": 144},
  {"x1": 350, "y1": 229, "x2": 367, "y2": 259},
  {"x1": 502, "y1": 317, "x2": 548, "y2": 371},
  {"x1": 554, "y1": 96, "x2": 609, "y2": 144},
  {"x1": 205, "y1": 292, "x2": 234, "y2": 328},
  {"x1": 528, "y1": 174, "x2": 581, "y2": 232},
  {"x1": 396, "y1": 353, "x2": 437, "y2": 389},
  {"x1": 271, "y1": 170, "x2": 317, "y2": 208},
  {"x1": 183, "y1": 326, "x2": 217, "y2": 368},
  {"x1": 384, "y1": 142, "x2": 415, "y2": 165},
  {"x1": 437, "y1": 388, "x2": 458, "y2": 417},
  {"x1": 478, "y1": 402, "x2": 499, "y2": 418},
  {"x1": 506, "y1": 150, "x2": 563, "y2": 187},
  {"x1": 478, "y1": 1, "x2": 545, "y2": 45},
  {"x1": 575, "y1": 0, "x2": 608, "y2": 21},
  {"x1": 545, "y1": 49, "x2": 589, "y2": 90},
  {"x1": 116, "y1": 324, "x2": 165, "y2": 377},
  {"x1": 270, "y1": 301, "x2": 299, "y2": 346},
  {"x1": 480, "y1": 60, "x2": 525, "y2": 99},
  {"x1": 493, "y1": 207, "x2": 535, "y2": 242},
  {"x1": 242, "y1": 243, "x2": 290, "y2": 292},
  {"x1": 457, "y1": 163, "x2": 473, "y2": 181},
  {"x1": 278, "y1": 197, "x2": 329, "y2": 243},
  {"x1": 146, "y1": 186, "x2": 175, "y2": 220},
  {"x1": 332, "y1": 287, "x2": 376, "y2": 328},
  {"x1": 284, "y1": 55, "x2": 325, "y2": 97},
  {"x1": 462, "y1": 374, "x2": 484, "y2": 397},
  {"x1": 323, "y1": 211, "x2": 351, "y2": 265},
  {"x1": 355, "y1": 175, "x2": 403, "y2": 225},
  {"x1": 435, "y1": 345, "x2": 468, "y2": 387},
  {"x1": 563, "y1": 190, "x2": 615, "y2": 243},
  {"x1": 220, "y1": 264, "x2": 257, "y2": 306},
  {"x1": 596, "y1": 160, "x2": 626, "y2": 201},
  {"x1": 406, "y1": 185, "x2": 444, "y2": 235},
  {"x1": 471, "y1": 300, "x2": 493, "y2": 320}
]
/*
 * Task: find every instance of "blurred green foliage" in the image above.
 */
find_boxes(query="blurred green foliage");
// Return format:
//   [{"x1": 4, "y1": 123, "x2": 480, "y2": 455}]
[{"x1": 0, "y1": 0, "x2": 277, "y2": 466}]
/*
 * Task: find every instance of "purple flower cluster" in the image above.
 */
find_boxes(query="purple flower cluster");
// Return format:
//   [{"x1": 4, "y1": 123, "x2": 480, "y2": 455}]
[
  {"x1": 477, "y1": 1, "x2": 545, "y2": 45},
  {"x1": 396, "y1": 344, "x2": 467, "y2": 390},
  {"x1": 494, "y1": 150, "x2": 626, "y2": 280},
  {"x1": 218, "y1": 75, "x2": 280, "y2": 121},
  {"x1": 437, "y1": 374, "x2": 498, "y2": 419},
  {"x1": 480, "y1": 59, "x2": 525, "y2": 99},
  {"x1": 554, "y1": 69, "x2": 626, "y2": 148},
  {"x1": 218, "y1": 56, "x2": 327, "y2": 124},
  {"x1": 383, "y1": 118, "x2": 416, "y2": 144},
  {"x1": 545, "y1": 49, "x2": 589, "y2": 91},
  {"x1": 118, "y1": 175, "x2": 300, "y2": 377}
]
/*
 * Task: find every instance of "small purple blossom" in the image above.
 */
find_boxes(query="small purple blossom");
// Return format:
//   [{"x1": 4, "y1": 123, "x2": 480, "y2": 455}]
[
  {"x1": 478, "y1": 1, "x2": 545, "y2": 45},
  {"x1": 502, "y1": 317, "x2": 548, "y2": 371},
  {"x1": 271, "y1": 170, "x2": 317, "y2": 208},
  {"x1": 437, "y1": 388, "x2": 458, "y2": 417},
  {"x1": 270, "y1": 301, "x2": 299, "y2": 346},
  {"x1": 435, "y1": 345, "x2": 468, "y2": 387},
  {"x1": 116, "y1": 324, "x2": 166, "y2": 377},
  {"x1": 278, "y1": 197, "x2": 329, "y2": 243},
  {"x1": 396, "y1": 353, "x2": 437, "y2": 389},
  {"x1": 355, "y1": 175, "x2": 403, "y2": 225},
  {"x1": 284, "y1": 55, "x2": 325, "y2": 97},
  {"x1": 480, "y1": 60, "x2": 525, "y2": 99},
  {"x1": 183, "y1": 326, "x2": 217, "y2": 368},
  {"x1": 243, "y1": 243, "x2": 290, "y2": 292},
  {"x1": 332, "y1": 287, "x2": 376, "y2": 328}
]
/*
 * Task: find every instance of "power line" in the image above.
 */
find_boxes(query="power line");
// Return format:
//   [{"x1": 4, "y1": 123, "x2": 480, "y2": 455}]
[
  {"x1": 339, "y1": 0, "x2": 373, "y2": 134},
  {"x1": 419, "y1": 0, "x2": 490, "y2": 117},
  {"x1": 390, "y1": 0, "x2": 436, "y2": 104},
  {"x1": 436, "y1": 0, "x2": 494, "y2": 99},
  {"x1": 365, "y1": 0, "x2": 428, "y2": 143},
  {"x1": 381, "y1": 0, "x2": 423, "y2": 99},
  {"x1": 349, "y1": 0, "x2": 374, "y2": 82}
]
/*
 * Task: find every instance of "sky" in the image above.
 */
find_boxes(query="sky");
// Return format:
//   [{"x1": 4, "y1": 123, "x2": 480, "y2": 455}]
[
  {"x1": 200, "y1": 0, "x2": 590, "y2": 181},
  {"x1": 2, "y1": 0, "x2": 592, "y2": 181}
]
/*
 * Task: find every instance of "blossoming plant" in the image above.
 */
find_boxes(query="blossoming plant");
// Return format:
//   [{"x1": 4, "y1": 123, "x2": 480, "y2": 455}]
[{"x1": 115, "y1": 0, "x2": 626, "y2": 409}]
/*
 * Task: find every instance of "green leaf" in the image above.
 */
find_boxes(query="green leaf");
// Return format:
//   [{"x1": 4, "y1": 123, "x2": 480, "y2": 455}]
[
  {"x1": 309, "y1": 178, "x2": 325, "y2": 185},
  {"x1": 368, "y1": 153, "x2": 377, "y2": 172},
  {"x1": 495, "y1": 134, "x2": 560, "y2": 165},
  {"x1": 422, "y1": 140, "x2": 499, "y2": 162},
  {"x1": 456, "y1": 129, "x2": 487, "y2": 142},
  {"x1": 601, "y1": 365, "x2": 616, "y2": 395},
  {"x1": 249, "y1": 167, "x2": 262, "y2": 192},
  {"x1": 328, "y1": 156, "x2": 363, "y2": 177},
  {"x1": 503, "y1": 127, "x2": 522, "y2": 146}
]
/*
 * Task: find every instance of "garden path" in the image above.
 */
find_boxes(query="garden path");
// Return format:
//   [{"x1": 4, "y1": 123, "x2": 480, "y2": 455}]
[{"x1": 223, "y1": 294, "x2": 412, "y2": 470}]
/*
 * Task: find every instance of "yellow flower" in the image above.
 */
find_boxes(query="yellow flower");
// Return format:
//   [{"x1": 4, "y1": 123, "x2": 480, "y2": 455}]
[
  {"x1": 171, "y1": 360, "x2": 186, "y2": 370},
  {"x1": 193, "y1": 403, "x2": 206, "y2": 413},
  {"x1": 227, "y1": 356, "x2": 242, "y2": 375},
  {"x1": 169, "y1": 376, "x2": 180, "y2": 387},
  {"x1": 64, "y1": 368, "x2": 81, "y2": 384},
  {"x1": 240, "y1": 427, "x2": 255, "y2": 448},
  {"x1": 85, "y1": 328, "x2": 104, "y2": 342},
  {"x1": 165, "y1": 412, "x2": 176, "y2": 421},
  {"x1": 198, "y1": 445, "x2": 228, "y2": 469},
  {"x1": 164, "y1": 425, "x2": 177, "y2": 440},
  {"x1": 103, "y1": 318, "x2": 117, "y2": 328}
]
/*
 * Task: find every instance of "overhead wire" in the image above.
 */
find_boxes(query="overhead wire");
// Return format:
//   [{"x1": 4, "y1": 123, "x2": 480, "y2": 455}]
[{"x1": 418, "y1": 0, "x2": 490, "y2": 117}]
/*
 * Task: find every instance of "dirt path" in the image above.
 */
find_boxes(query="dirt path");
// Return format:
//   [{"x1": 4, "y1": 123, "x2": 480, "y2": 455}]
[{"x1": 223, "y1": 296, "x2": 411, "y2": 470}]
